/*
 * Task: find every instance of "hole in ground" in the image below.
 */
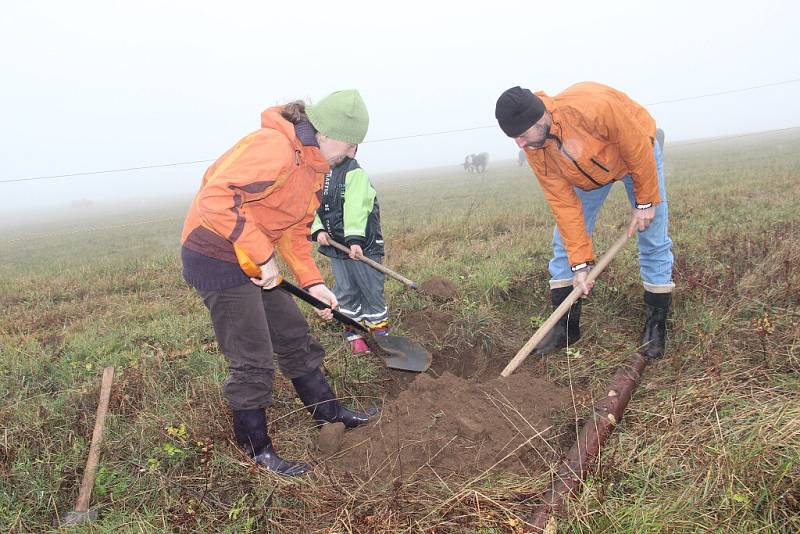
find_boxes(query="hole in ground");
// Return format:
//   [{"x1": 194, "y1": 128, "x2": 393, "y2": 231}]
[{"x1": 325, "y1": 307, "x2": 584, "y2": 484}]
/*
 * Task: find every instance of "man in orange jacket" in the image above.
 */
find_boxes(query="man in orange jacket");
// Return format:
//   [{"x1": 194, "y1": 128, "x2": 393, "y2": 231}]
[
  {"x1": 181, "y1": 90, "x2": 378, "y2": 476},
  {"x1": 495, "y1": 82, "x2": 674, "y2": 359}
]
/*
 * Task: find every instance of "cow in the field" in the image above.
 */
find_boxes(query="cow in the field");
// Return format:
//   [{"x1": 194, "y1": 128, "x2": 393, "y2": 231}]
[
  {"x1": 463, "y1": 152, "x2": 489, "y2": 173},
  {"x1": 463, "y1": 154, "x2": 474, "y2": 172},
  {"x1": 472, "y1": 152, "x2": 488, "y2": 172}
]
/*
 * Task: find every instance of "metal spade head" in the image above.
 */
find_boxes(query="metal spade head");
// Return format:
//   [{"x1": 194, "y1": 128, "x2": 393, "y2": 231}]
[
  {"x1": 275, "y1": 280, "x2": 432, "y2": 372},
  {"x1": 56, "y1": 508, "x2": 98, "y2": 527},
  {"x1": 370, "y1": 334, "x2": 432, "y2": 372}
]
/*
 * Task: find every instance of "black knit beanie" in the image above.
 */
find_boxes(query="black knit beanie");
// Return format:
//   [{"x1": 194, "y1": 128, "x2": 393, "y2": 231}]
[{"x1": 495, "y1": 86, "x2": 545, "y2": 138}]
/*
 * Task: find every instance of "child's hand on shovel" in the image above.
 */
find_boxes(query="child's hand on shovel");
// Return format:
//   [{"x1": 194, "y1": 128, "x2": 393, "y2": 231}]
[
  {"x1": 317, "y1": 232, "x2": 331, "y2": 246},
  {"x1": 349, "y1": 244, "x2": 364, "y2": 260}
]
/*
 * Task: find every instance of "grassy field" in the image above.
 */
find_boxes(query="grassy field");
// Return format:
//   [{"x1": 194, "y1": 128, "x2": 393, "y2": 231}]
[{"x1": 1, "y1": 130, "x2": 799, "y2": 532}]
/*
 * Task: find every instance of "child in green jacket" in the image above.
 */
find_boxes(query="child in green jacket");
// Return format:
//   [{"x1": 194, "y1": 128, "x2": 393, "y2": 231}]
[{"x1": 311, "y1": 156, "x2": 387, "y2": 354}]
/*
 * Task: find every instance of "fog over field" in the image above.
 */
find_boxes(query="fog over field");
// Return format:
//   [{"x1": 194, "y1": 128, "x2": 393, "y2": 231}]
[{"x1": 1, "y1": 0, "x2": 799, "y2": 224}]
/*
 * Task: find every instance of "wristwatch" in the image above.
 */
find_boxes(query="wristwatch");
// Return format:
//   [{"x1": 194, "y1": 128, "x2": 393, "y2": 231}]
[{"x1": 571, "y1": 261, "x2": 594, "y2": 273}]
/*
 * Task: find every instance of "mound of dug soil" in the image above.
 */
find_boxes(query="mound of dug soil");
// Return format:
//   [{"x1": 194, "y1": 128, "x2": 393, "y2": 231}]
[
  {"x1": 329, "y1": 371, "x2": 574, "y2": 482},
  {"x1": 418, "y1": 277, "x2": 458, "y2": 300}
]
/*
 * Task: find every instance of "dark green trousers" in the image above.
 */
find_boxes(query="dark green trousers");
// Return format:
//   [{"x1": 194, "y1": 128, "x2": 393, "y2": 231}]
[{"x1": 199, "y1": 283, "x2": 325, "y2": 410}]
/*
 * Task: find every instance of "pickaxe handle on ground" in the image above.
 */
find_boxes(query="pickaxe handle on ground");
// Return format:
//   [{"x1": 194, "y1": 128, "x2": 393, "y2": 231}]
[
  {"x1": 501, "y1": 231, "x2": 631, "y2": 377},
  {"x1": 324, "y1": 239, "x2": 418, "y2": 289},
  {"x1": 75, "y1": 366, "x2": 114, "y2": 512}
]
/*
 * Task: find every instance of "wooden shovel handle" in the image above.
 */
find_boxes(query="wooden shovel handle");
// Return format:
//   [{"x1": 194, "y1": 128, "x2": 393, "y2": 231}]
[
  {"x1": 501, "y1": 231, "x2": 631, "y2": 377},
  {"x1": 325, "y1": 239, "x2": 418, "y2": 289},
  {"x1": 75, "y1": 366, "x2": 114, "y2": 512}
]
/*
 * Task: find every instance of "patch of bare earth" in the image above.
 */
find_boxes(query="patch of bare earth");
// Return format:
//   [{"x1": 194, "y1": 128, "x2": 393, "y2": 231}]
[{"x1": 328, "y1": 370, "x2": 573, "y2": 483}]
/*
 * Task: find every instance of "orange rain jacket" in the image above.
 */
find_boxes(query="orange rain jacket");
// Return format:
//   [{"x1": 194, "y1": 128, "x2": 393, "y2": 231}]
[
  {"x1": 524, "y1": 82, "x2": 659, "y2": 268},
  {"x1": 181, "y1": 107, "x2": 330, "y2": 289}
]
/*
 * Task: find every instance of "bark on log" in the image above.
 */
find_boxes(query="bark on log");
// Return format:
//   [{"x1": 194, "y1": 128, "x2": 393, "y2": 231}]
[{"x1": 530, "y1": 352, "x2": 648, "y2": 531}]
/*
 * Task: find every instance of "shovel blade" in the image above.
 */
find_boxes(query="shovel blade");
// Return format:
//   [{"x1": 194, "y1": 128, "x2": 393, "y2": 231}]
[
  {"x1": 371, "y1": 334, "x2": 432, "y2": 372},
  {"x1": 275, "y1": 280, "x2": 431, "y2": 372}
]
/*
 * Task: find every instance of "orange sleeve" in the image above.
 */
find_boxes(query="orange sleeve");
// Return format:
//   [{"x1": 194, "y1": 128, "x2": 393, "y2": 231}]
[
  {"x1": 537, "y1": 174, "x2": 595, "y2": 267},
  {"x1": 276, "y1": 191, "x2": 325, "y2": 289},
  {"x1": 196, "y1": 132, "x2": 292, "y2": 265},
  {"x1": 606, "y1": 109, "x2": 660, "y2": 206}
]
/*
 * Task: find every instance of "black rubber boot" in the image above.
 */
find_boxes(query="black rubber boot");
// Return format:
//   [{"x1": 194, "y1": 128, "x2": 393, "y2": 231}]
[
  {"x1": 533, "y1": 286, "x2": 582, "y2": 356},
  {"x1": 291, "y1": 368, "x2": 378, "y2": 429},
  {"x1": 641, "y1": 291, "x2": 672, "y2": 359},
  {"x1": 232, "y1": 409, "x2": 309, "y2": 476}
]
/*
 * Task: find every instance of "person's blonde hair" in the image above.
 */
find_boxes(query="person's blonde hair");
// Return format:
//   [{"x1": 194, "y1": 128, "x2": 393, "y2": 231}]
[{"x1": 280, "y1": 100, "x2": 308, "y2": 124}]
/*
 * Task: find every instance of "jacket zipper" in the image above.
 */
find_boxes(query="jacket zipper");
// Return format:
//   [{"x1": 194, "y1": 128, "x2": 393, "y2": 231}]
[{"x1": 547, "y1": 134, "x2": 603, "y2": 188}]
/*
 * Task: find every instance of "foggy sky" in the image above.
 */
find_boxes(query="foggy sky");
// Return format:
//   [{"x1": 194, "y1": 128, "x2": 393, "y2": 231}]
[{"x1": 1, "y1": 0, "x2": 799, "y2": 218}]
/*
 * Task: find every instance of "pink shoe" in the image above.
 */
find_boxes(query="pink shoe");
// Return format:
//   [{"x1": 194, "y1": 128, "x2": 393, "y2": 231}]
[{"x1": 349, "y1": 338, "x2": 371, "y2": 354}]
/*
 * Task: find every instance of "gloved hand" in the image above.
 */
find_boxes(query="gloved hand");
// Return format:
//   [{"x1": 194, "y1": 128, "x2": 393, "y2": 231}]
[
  {"x1": 250, "y1": 257, "x2": 281, "y2": 289},
  {"x1": 308, "y1": 285, "x2": 338, "y2": 320}
]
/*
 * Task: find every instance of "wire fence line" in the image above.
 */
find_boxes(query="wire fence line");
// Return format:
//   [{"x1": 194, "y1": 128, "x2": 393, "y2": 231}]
[
  {"x1": 2, "y1": 128, "x2": 798, "y2": 247},
  {"x1": 2, "y1": 78, "x2": 798, "y2": 184}
]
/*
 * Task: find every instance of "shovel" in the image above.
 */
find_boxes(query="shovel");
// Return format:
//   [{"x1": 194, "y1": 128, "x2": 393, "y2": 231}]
[
  {"x1": 323, "y1": 240, "x2": 458, "y2": 299},
  {"x1": 501, "y1": 231, "x2": 632, "y2": 377},
  {"x1": 277, "y1": 279, "x2": 432, "y2": 372},
  {"x1": 323, "y1": 239, "x2": 418, "y2": 289}
]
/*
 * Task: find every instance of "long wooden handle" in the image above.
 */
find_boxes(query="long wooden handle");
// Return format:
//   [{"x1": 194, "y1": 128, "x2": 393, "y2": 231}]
[
  {"x1": 325, "y1": 239, "x2": 418, "y2": 289},
  {"x1": 501, "y1": 231, "x2": 631, "y2": 377},
  {"x1": 74, "y1": 366, "x2": 115, "y2": 513}
]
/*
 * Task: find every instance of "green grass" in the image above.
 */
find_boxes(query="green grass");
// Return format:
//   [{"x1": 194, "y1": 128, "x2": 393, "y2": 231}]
[{"x1": 1, "y1": 130, "x2": 799, "y2": 532}]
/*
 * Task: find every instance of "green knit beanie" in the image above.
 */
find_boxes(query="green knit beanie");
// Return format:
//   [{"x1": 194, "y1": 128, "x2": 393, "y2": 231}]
[{"x1": 307, "y1": 89, "x2": 369, "y2": 144}]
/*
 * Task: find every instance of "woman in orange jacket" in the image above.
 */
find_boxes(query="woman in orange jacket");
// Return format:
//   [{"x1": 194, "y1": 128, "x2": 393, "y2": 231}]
[{"x1": 181, "y1": 90, "x2": 378, "y2": 476}]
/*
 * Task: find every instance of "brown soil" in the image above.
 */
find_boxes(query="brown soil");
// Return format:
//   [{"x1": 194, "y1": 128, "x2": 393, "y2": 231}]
[
  {"x1": 317, "y1": 422, "x2": 346, "y2": 455},
  {"x1": 399, "y1": 309, "x2": 510, "y2": 377},
  {"x1": 380, "y1": 309, "x2": 501, "y2": 398},
  {"x1": 342, "y1": 306, "x2": 583, "y2": 483},
  {"x1": 418, "y1": 277, "x2": 459, "y2": 300},
  {"x1": 328, "y1": 371, "x2": 574, "y2": 482}
]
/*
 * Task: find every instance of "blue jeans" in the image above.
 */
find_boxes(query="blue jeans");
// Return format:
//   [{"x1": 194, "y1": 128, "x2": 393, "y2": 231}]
[{"x1": 548, "y1": 142, "x2": 674, "y2": 292}]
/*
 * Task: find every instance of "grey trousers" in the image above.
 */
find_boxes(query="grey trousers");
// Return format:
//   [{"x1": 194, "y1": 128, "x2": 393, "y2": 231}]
[
  {"x1": 330, "y1": 255, "x2": 388, "y2": 327},
  {"x1": 198, "y1": 283, "x2": 324, "y2": 411}
]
